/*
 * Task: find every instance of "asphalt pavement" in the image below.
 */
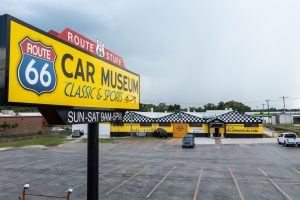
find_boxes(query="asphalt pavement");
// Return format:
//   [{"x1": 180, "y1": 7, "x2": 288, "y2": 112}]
[{"x1": 0, "y1": 138, "x2": 299, "y2": 200}]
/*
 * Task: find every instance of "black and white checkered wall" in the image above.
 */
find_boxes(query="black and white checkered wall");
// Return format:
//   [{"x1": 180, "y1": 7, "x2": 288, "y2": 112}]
[
  {"x1": 208, "y1": 111, "x2": 262, "y2": 123},
  {"x1": 156, "y1": 112, "x2": 205, "y2": 123},
  {"x1": 122, "y1": 111, "x2": 262, "y2": 124},
  {"x1": 123, "y1": 112, "x2": 154, "y2": 123}
]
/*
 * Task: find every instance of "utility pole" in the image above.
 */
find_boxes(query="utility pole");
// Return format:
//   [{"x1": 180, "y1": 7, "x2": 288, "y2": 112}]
[
  {"x1": 279, "y1": 96, "x2": 288, "y2": 124},
  {"x1": 266, "y1": 99, "x2": 270, "y2": 125},
  {"x1": 262, "y1": 104, "x2": 265, "y2": 113}
]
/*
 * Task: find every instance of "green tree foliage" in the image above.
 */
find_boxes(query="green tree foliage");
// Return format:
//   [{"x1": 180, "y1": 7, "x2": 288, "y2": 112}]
[
  {"x1": 189, "y1": 107, "x2": 204, "y2": 112},
  {"x1": 223, "y1": 100, "x2": 251, "y2": 113},
  {"x1": 203, "y1": 103, "x2": 217, "y2": 110},
  {"x1": 0, "y1": 122, "x2": 19, "y2": 129},
  {"x1": 140, "y1": 100, "x2": 251, "y2": 113},
  {"x1": 0, "y1": 106, "x2": 38, "y2": 112},
  {"x1": 167, "y1": 104, "x2": 181, "y2": 112}
]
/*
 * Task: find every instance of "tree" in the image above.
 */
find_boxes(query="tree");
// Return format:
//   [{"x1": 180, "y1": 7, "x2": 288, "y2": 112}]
[
  {"x1": 167, "y1": 104, "x2": 181, "y2": 112},
  {"x1": 189, "y1": 107, "x2": 204, "y2": 112},
  {"x1": 203, "y1": 103, "x2": 217, "y2": 110},
  {"x1": 223, "y1": 100, "x2": 251, "y2": 113},
  {"x1": 217, "y1": 101, "x2": 225, "y2": 110}
]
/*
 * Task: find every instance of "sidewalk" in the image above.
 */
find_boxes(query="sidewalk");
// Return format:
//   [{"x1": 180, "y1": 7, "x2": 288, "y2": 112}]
[{"x1": 194, "y1": 137, "x2": 277, "y2": 145}]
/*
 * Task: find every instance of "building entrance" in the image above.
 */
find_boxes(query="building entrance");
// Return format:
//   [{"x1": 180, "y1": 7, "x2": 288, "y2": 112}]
[
  {"x1": 173, "y1": 123, "x2": 187, "y2": 138},
  {"x1": 213, "y1": 128, "x2": 221, "y2": 137}
]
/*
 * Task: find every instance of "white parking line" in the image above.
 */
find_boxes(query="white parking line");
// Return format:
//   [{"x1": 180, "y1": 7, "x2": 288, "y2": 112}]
[
  {"x1": 146, "y1": 165, "x2": 176, "y2": 198},
  {"x1": 31, "y1": 170, "x2": 83, "y2": 190},
  {"x1": 68, "y1": 181, "x2": 87, "y2": 191},
  {"x1": 291, "y1": 168, "x2": 300, "y2": 175},
  {"x1": 229, "y1": 168, "x2": 245, "y2": 200},
  {"x1": 258, "y1": 168, "x2": 293, "y2": 200},
  {"x1": 105, "y1": 167, "x2": 147, "y2": 195},
  {"x1": 193, "y1": 168, "x2": 203, "y2": 200}
]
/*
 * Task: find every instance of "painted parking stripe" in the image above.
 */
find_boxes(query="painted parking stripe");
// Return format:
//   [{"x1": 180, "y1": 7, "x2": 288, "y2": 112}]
[
  {"x1": 146, "y1": 165, "x2": 176, "y2": 198},
  {"x1": 31, "y1": 170, "x2": 83, "y2": 190},
  {"x1": 193, "y1": 168, "x2": 203, "y2": 200},
  {"x1": 229, "y1": 168, "x2": 245, "y2": 200},
  {"x1": 0, "y1": 167, "x2": 63, "y2": 189},
  {"x1": 105, "y1": 167, "x2": 147, "y2": 195},
  {"x1": 66, "y1": 164, "x2": 128, "y2": 192},
  {"x1": 258, "y1": 168, "x2": 293, "y2": 200},
  {"x1": 67, "y1": 181, "x2": 86, "y2": 191},
  {"x1": 291, "y1": 168, "x2": 300, "y2": 175}
]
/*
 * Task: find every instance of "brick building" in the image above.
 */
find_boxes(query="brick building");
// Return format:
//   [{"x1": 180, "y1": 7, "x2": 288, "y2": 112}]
[{"x1": 0, "y1": 112, "x2": 46, "y2": 134}]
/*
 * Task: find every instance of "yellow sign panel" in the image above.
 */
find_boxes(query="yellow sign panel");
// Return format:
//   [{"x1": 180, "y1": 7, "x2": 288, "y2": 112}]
[
  {"x1": 226, "y1": 124, "x2": 263, "y2": 134},
  {"x1": 8, "y1": 20, "x2": 140, "y2": 110}
]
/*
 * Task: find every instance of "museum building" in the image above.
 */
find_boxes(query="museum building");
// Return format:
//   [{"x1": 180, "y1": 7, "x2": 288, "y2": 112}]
[{"x1": 110, "y1": 110, "x2": 264, "y2": 138}]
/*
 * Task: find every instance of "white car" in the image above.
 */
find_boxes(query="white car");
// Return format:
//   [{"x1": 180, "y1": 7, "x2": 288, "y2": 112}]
[
  {"x1": 277, "y1": 132, "x2": 300, "y2": 147},
  {"x1": 51, "y1": 127, "x2": 65, "y2": 132}
]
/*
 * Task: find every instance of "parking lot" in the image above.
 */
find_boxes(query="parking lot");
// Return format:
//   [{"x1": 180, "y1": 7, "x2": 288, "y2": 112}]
[{"x1": 0, "y1": 139, "x2": 299, "y2": 200}]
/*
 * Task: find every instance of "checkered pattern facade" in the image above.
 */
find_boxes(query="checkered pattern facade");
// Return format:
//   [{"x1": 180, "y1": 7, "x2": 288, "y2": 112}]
[
  {"x1": 122, "y1": 111, "x2": 262, "y2": 124},
  {"x1": 123, "y1": 112, "x2": 154, "y2": 123},
  {"x1": 156, "y1": 112, "x2": 205, "y2": 123},
  {"x1": 207, "y1": 111, "x2": 262, "y2": 124}
]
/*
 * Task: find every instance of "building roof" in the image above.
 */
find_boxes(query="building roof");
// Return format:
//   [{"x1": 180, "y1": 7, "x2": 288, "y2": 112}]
[
  {"x1": 121, "y1": 110, "x2": 262, "y2": 124},
  {"x1": 123, "y1": 112, "x2": 154, "y2": 123},
  {"x1": 134, "y1": 112, "x2": 170, "y2": 119},
  {"x1": 207, "y1": 111, "x2": 263, "y2": 123},
  {"x1": 156, "y1": 111, "x2": 205, "y2": 123}
]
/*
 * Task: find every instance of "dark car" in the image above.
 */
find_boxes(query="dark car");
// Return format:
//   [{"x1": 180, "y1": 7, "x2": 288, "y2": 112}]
[
  {"x1": 185, "y1": 134, "x2": 195, "y2": 140},
  {"x1": 153, "y1": 128, "x2": 168, "y2": 138},
  {"x1": 182, "y1": 137, "x2": 195, "y2": 148},
  {"x1": 72, "y1": 130, "x2": 82, "y2": 138}
]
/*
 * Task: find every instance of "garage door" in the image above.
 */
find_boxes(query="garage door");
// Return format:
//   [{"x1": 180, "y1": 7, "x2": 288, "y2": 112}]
[{"x1": 173, "y1": 123, "x2": 187, "y2": 138}]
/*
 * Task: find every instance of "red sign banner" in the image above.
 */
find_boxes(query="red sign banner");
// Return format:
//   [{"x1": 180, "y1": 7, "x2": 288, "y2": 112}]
[{"x1": 49, "y1": 28, "x2": 125, "y2": 68}]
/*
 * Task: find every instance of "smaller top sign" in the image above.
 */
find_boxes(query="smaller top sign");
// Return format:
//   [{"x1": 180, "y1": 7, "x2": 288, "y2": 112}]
[{"x1": 55, "y1": 28, "x2": 125, "y2": 68}]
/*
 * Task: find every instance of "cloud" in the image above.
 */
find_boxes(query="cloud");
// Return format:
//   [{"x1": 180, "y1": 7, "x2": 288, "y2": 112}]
[{"x1": 1, "y1": 0, "x2": 300, "y2": 108}]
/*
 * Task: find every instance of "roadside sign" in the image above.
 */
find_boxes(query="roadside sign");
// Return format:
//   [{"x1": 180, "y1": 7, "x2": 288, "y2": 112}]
[
  {"x1": 0, "y1": 14, "x2": 137, "y2": 200},
  {"x1": 0, "y1": 15, "x2": 140, "y2": 110},
  {"x1": 39, "y1": 108, "x2": 124, "y2": 125}
]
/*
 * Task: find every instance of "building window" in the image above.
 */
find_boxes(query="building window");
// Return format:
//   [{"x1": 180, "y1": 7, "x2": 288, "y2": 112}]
[
  {"x1": 189, "y1": 122, "x2": 202, "y2": 127},
  {"x1": 244, "y1": 123, "x2": 259, "y2": 127},
  {"x1": 159, "y1": 122, "x2": 171, "y2": 126},
  {"x1": 140, "y1": 122, "x2": 152, "y2": 126}
]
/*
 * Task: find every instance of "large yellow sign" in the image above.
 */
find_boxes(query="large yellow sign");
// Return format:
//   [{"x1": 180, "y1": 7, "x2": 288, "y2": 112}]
[
  {"x1": 226, "y1": 124, "x2": 263, "y2": 134},
  {"x1": 7, "y1": 19, "x2": 140, "y2": 110}
]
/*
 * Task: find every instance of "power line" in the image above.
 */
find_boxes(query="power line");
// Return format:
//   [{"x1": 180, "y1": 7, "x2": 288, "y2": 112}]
[
  {"x1": 279, "y1": 96, "x2": 288, "y2": 124},
  {"x1": 278, "y1": 96, "x2": 288, "y2": 114},
  {"x1": 266, "y1": 99, "x2": 270, "y2": 116}
]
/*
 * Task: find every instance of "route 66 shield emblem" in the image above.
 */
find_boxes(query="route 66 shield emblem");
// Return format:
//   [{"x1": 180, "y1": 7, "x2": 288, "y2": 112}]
[{"x1": 18, "y1": 37, "x2": 57, "y2": 95}]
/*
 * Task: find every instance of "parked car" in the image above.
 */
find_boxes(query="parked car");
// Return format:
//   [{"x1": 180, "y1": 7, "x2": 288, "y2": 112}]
[
  {"x1": 51, "y1": 127, "x2": 65, "y2": 132},
  {"x1": 153, "y1": 128, "x2": 168, "y2": 138},
  {"x1": 277, "y1": 132, "x2": 300, "y2": 147},
  {"x1": 185, "y1": 134, "x2": 195, "y2": 140},
  {"x1": 71, "y1": 130, "x2": 82, "y2": 138},
  {"x1": 182, "y1": 136, "x2": 195, "y2": 148}
]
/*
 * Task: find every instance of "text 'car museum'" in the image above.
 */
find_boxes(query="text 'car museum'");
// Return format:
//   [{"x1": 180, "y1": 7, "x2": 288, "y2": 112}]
[{"x1": 110, "y1": 110, "x2": 263, "y2": 138}]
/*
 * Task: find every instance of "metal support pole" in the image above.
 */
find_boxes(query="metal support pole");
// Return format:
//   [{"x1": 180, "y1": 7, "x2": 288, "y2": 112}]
[{"x1": 87, "y1": 123, "x2": 99, "y2": 200}]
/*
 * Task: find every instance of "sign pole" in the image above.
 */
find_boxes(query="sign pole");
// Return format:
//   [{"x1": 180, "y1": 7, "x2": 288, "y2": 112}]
[{"x1": 87, "y1": 122, "x2": 99, "y2": 200}]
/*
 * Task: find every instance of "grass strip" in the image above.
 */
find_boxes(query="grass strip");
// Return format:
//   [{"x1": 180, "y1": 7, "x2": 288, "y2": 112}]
[{"x1": 0, "y1": 137, "x2": 67, "y2": 148}]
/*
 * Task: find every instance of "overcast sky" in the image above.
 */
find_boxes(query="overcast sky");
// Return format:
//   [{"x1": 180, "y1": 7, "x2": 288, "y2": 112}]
[{"x1": 1, "y1": 0, "x2": 300, "y2": 109}]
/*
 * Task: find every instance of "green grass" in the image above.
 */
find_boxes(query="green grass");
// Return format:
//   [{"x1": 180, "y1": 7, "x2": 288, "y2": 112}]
[
  {"x1": 0, "y1": 137, "x2": 67, "y2": 148},
  {"x1": 99, "y1": 138, "x2": 115, "y2": 143},
  {"x1": 265, "y1": 124, "x2": 300, "y2": 136},
  {"x1": 263, "y1": 133, "x2": 272, "y2": 138}
]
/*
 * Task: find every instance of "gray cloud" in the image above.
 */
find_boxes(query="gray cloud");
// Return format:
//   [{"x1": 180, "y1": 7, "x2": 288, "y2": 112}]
[{"x1": 1, "y1": 0, "x2": 300, "y2": 109}]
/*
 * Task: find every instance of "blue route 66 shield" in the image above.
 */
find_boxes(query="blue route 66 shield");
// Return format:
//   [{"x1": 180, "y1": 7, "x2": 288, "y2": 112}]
[{"x1": 18, "y1": 37, "x2": 57, "y2": 95}]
